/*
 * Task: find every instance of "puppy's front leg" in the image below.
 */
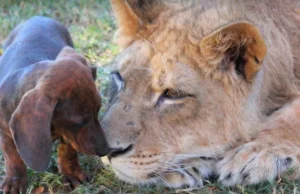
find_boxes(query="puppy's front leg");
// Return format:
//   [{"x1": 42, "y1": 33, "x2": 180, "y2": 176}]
[
  {"x1": 0, "y1": 133, "x2": 27, "y2": 194},
  {"x1": 58, "y1": 141, "x2": 90, "y2": 189}
]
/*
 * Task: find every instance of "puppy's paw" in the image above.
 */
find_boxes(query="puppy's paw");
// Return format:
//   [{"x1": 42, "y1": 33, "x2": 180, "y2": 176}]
[
  {"x1": 62, "y1": 169, "x2": 91, "y2": 189},
  {"x1": 217, "y1": 142, "x2": 297, "y2": 186},
  {"x1": 0, "y1": 176, "x2": 27, "y2": 194}
]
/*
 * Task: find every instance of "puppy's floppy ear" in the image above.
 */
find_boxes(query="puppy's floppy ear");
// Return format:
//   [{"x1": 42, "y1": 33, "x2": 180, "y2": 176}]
[
  {"x1": 200, "y1": 22, "x2": 267, "y2": 82},
  {"x1": 9, "y1": 88, "x2": 56, "y2": 172}
]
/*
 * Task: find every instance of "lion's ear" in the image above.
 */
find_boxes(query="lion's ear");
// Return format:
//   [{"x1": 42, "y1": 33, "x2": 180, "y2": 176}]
[
  {"x1": 110, "y1": 0, "x2": 164, "y2": 47},
  {"x1": 200, "y1": 22, "x2": 267, "y2": 82}
]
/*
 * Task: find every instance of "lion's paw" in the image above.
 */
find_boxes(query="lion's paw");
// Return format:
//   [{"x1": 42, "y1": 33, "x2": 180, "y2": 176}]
[
  {"x1": 217, "y1": 142, "x2": 297, "y2": 186},
  {"x1": 162, "y1": 158, "x2": 217, "y2": 188},
  {"x1": 163, "y1": 167, "x2": 204, "y2": 188}
]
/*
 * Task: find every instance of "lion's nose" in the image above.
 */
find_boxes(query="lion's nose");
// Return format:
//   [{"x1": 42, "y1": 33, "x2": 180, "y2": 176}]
[{"x1": 108, "y1": 144, "x2": 133, "y2": 160}]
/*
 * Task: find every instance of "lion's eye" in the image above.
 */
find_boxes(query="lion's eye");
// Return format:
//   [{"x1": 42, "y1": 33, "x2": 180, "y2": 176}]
[
  {"x1": 162, "y1": 89, "x2": 190, "y2": 99},
  {"x1": 108, "y1": 71, "x2": 124, "y2": 103}
]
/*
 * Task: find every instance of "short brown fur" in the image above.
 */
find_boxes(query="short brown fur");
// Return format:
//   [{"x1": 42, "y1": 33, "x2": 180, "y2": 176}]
[{"x1": 0, "y1": 16, "x2": 109, "y2": 193}]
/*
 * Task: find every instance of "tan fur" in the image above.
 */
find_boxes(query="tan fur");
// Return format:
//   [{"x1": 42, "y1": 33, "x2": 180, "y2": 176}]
[
  {"x1": 102, "y1": 0, "x2": 300, "y2": 187},
  {"x1": 110, "y1": 0, "x2": 141, "y2": 46},
  {"x1": 200, "y1": 22, "x2": 267, "y2": 82}
]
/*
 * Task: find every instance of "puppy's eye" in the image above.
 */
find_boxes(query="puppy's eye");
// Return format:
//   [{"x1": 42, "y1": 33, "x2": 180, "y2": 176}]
[
  {"x1": 73, "y1": 118, "x2": 89, "y2": 129},
  {"x1": 76, "y1": 120, "x2": 88, "y2": 128},
  {"x1": 162, "y1": 89, "x2": 192, "y2": 99}
]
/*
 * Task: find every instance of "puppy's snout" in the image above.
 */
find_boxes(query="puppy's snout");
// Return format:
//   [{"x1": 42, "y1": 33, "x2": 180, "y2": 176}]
[
  {"x1": 108, "y1": 144, "x2": 133, "y2": 160},
  {"x1": 97, "y1": 145, "x2": 110, "y2": 157},
  {"x1": 96, "y1": 136, "x2": 110, "y2": 157}
]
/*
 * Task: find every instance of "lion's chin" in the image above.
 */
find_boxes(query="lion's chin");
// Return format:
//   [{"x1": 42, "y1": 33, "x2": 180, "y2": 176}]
[{"x1": 109, "y1": 153, "x2": 169, "y2": 185}]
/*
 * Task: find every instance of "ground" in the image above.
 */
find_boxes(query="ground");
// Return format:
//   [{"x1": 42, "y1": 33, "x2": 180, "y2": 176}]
[{"x1": 0, "y1": 0, "x2": 300, "y2": 193}]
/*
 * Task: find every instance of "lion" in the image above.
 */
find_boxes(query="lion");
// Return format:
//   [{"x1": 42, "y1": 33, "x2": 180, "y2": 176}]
[{"x1": 101, "y1": 0, "x2": 300, "y2": 188}]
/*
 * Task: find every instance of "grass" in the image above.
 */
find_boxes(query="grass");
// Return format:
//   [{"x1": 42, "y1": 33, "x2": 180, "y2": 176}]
[{"x1": 0, "y1": 0, "x2": 300, "y2": 193}]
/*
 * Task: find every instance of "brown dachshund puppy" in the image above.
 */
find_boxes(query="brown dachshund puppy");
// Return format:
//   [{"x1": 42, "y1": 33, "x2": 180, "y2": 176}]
[{"x1": 0, "y1": 16, "x2": 109, "y2": 193}]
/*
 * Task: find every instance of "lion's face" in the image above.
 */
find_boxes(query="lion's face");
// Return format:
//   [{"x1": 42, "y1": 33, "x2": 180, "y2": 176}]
[
  {"x1": 102, "y1": 0, "x2": 266, "y2": 186},
  {"x1": 102, "y1": 42, "x2": 231, "y2": 184}
]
